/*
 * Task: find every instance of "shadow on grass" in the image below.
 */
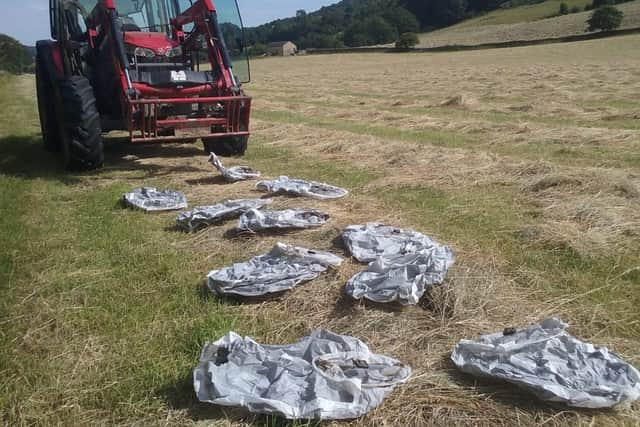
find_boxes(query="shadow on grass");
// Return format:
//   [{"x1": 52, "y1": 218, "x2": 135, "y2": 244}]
[
  {"x1": 198, "y1": 279, "x2": 289, "y2": 306},
  {"x1": 158, "y1": 355, "x2": 604, "y2": 425},
  {"x1": 0, "y1": 134, "x2": 209, "y2": 182},
  {"x1": 442, "y1": 354, "x2": 612, "y2": 418},
  {"x1": 160, "y1": 375, "x2": 321, "y2": 426},
  {"x1": 103, "y1": 141, "x2": 206, "y2": 178},
  {"x1": 0, "y1": 135, "x2": 76, "y2": 183},
  {"x1": 184, "y1": 175, "x2": 228, "y2": 186}
]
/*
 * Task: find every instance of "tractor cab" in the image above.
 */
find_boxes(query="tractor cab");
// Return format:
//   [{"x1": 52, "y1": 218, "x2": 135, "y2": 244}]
[{"x1": 61, "y1": 0, "x2": 249, "y2": 90}]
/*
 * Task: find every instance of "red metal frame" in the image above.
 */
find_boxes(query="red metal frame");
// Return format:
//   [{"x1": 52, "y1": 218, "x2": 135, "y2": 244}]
[
  {"x1": 84, "y1": 0, "x2": 250, "y2": 145},
  {"x1": 128, "y1": 96, "x2": 251, "y2": 143}
]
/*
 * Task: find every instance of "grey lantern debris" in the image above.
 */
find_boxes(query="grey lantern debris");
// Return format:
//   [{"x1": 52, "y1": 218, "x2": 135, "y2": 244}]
[
  {"x1": 193, "y1": 329, "x2": 412, "y2": 419},
  {"x1": 208, "y1": 153, "x2": 261, "y2": 182},
  {"x1": 342, "y1": 223, "x2": 453, "y2": 263},
  {"x1": 237, "y1": 208, "x2": 330, "y2": 232},
  {"x1": 176, "y1": 198, "x2": 272, "y2": 232},
  {"x1": 345, "y1": 250, "x2": 454, "y2": 306},
  {"x1": 451, "y1": 318, "x2": 640, "y2": 408},
  {"x1": 342, "y1": 223, "x2": 454, "y2": 305},
  {"x1": 256, "y1": 176, "x2": 348, "y2": 200},
  {"x1": 207, "y1": 242, "x2": 343, "y2": 297},
  {"x1": 123, "y1": 187, "x2": 188, "y2": 212}
]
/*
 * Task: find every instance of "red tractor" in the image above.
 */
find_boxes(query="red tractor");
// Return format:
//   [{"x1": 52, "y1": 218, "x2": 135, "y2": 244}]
[{"x1": 36, "y1": 0, "x2": 252, "y2": 170}]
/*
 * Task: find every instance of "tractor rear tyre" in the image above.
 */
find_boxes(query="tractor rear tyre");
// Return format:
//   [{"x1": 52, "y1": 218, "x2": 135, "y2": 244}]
[
  {"x1": 35, "y1": 56, "x2": 61, "y2": 152},
  {"x1": 57, "y1": 77, "x2": 104, "y2": 171}
]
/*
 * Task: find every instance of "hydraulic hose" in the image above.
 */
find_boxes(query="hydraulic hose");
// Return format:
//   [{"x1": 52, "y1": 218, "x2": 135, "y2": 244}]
[
  {"x1": 110, "y1": 10, "x2": 130, "y2": 71},
  {"x1": 209, "y1": 11, "x2": 234, "y2": 74},
  {"x1": 109, "y1": 10, "x2": 134, "y2": 92}
]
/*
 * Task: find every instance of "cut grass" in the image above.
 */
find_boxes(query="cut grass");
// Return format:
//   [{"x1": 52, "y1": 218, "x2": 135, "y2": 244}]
[
  {"x1": 376, "y1": 183, "x2": 640, "y2": 338},
  {"x1": 245, "y1": 137, "x2": 381, "y2": 190},
  {"x1": 0, "y1": 145, "x2": 247, "y2": 423},
  {"x1": 251, "y1": 88, "x2": 640, "y2": 131},
  {"x1": 0, "y1": 75, "x2": 249, "y2": 423},
  {"x1": 0, "y1": 74, "x2": 382, "y2": 425},
  {"x1": 254, "y1": 108, "x2": 640, "y2": 169}
]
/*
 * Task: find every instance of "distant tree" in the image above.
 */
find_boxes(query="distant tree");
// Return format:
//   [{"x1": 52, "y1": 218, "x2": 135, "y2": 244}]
[
  {"x1": 433, "y1": 0, "x2": 470, "y2": 26},
  {"x1": 559, "y1": 2, "x2": 569, "y2": 14},
  {"x1": 247, "y1": 43, "x2": 267, "y2": 57},
  {"x1": 383, "y1": 7, "x2": 420, "y2": 34},
  {"x1": 587, "y1": 5, "x2": 624, "y2": 31},
  {"x1": 570, "y1": 5, "x2": 581, "y2": 12},
  {"x1": 405, "y1": 0, "x2": 469, "y2": 28},
  {"x1": 296, "y1": 9, "x2": 307, "y2": 18},
  {"x1": 395, "y1": 32, "x2": 420, "y2": 48},
  {"x1": 344, "y1": 16, "x2": 397, "y2": 46},
  {"x1": 0, "y1": 34, "x2": 33, "y2": 74},
  {"x1": 591, "y1": 0, "x2": 616, "y2": 7}
]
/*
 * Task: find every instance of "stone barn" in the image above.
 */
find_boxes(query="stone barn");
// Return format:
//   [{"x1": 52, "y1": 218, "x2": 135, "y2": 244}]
[{"x1": 267, "y1": 41, "x2": 297, "y2": 56}]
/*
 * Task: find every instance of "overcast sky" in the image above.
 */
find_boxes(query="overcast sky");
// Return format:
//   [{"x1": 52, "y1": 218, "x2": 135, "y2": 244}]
[{"x1": 1, "y1": 0, "x2": 337, "y2": 45}]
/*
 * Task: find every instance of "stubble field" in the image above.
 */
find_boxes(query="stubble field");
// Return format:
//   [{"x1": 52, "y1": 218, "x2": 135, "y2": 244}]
[{"x1": 1, "y1": 34, "x2": 639, "y2": 426}]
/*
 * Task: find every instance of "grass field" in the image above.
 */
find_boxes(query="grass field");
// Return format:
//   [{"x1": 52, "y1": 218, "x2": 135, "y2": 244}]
[
  {"x1": 1, "y1": 34, "x2": 640, "y2": 425},
  {"x1": 456, "y1": 0, "x2": 593, "y2": 27},
  {"x1": 418, "y1": 0, "x2": 640, "y2": 47}
]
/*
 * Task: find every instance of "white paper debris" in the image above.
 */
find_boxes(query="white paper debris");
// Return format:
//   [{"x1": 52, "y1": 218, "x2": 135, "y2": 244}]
[
  {"x1": 237, "y1": 208, "x2": 330, "y2": 232},
  {"x1": 194, "y1": 329, "x2": 411, "y2": 419},
  {"x1": 345, "y1": 250, "x2": 454, "y2": 305},
  {"x1": 207, "y1": 242, "x2": 343, "y2": 297},
  {"x1": 123, "y1": 187, "x2": 188, "y2": 212},
  {"x1": 343, "y1": 223, "x2": 451, "y2": 263},
  {"x1": 208, "y1": 153, "x2": 261, "y2": 182},
  {"x1": 256, "y1": 176, "x2": 348, "y2": 200},
  {"x1": 451, "y1": 318, "x2": 640, "y2": 408},
  {"x1": 177, "y1": 199, "x2": 272, "y2": 232}
]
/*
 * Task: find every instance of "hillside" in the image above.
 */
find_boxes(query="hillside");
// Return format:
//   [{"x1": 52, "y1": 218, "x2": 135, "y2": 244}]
[
  {"x1": 245, "y1": 0, "x2": 541, "y2": 49},
  {"x1": 0, "y1": 34, "x2": 34, "y2": 74},
  {"x1": 454, "y1": 0, "x2": 591, "y2": 27},
  {"x1": 418, "y1": 0, "x2": 640, "y2": 47}
]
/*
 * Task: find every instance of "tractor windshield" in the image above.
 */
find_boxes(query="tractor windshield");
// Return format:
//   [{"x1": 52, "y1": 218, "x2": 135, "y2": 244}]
[
  {"x1": 114, "y1": 0, "x2": 179, "y2": 35},
  {"x1": 76, "y1": 0, "x2": 178, "y2": 34},
  {"x1": 75, "y1": 0, "x2": 249, "y2": 83},
  {"x1": 214, "y1": 0, "x2": 250, "y2": 83},
  {"x1": 175, "y1": 0, "x2": 250, "y2": 83}
]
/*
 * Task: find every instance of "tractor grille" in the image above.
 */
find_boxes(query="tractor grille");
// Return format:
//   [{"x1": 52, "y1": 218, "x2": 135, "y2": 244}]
[{"x1": 129, "y1": 70, "x2": 217, "y2": 88}]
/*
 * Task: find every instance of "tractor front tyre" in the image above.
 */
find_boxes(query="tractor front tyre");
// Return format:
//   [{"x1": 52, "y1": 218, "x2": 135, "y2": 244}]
[
  {"x1": 57, "y1": 77, "x2": 104, "y2": 171},
  {"x1": 202, "y1": 135, "x2": 248, "y2": 157},
  {"x1": 35, "y1": 56, "x2": 61, "y2": 152}
]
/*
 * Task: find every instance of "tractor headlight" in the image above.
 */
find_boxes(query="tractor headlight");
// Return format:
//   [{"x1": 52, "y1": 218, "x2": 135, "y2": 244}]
[
  {"x1": 133, "y1": 47, "x2": 157, "y2": 58},
  {"x1": 165, "y1": 46, "x2": 182, "y2": 58}
]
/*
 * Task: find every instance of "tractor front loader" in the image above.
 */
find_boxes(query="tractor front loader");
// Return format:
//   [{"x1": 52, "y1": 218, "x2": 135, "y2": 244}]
[{"x1": 36, "y1": 0, "x2": 252, "y2": 170}]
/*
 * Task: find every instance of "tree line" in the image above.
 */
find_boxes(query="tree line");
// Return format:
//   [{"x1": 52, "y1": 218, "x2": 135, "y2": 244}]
[{"x1": 244, "y1": 0, "x2": 517, "y2": 51}]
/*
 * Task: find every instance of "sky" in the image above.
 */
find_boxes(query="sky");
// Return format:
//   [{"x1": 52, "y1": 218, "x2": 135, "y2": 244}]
[{"x1": 0, "y1": 0, "x2": 337, "y2": 46}]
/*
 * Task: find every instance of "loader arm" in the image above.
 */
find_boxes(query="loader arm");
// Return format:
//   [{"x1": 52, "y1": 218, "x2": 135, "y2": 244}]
[{"x1": 172, "y1": 0, "x2": 239, "y2": 90}]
